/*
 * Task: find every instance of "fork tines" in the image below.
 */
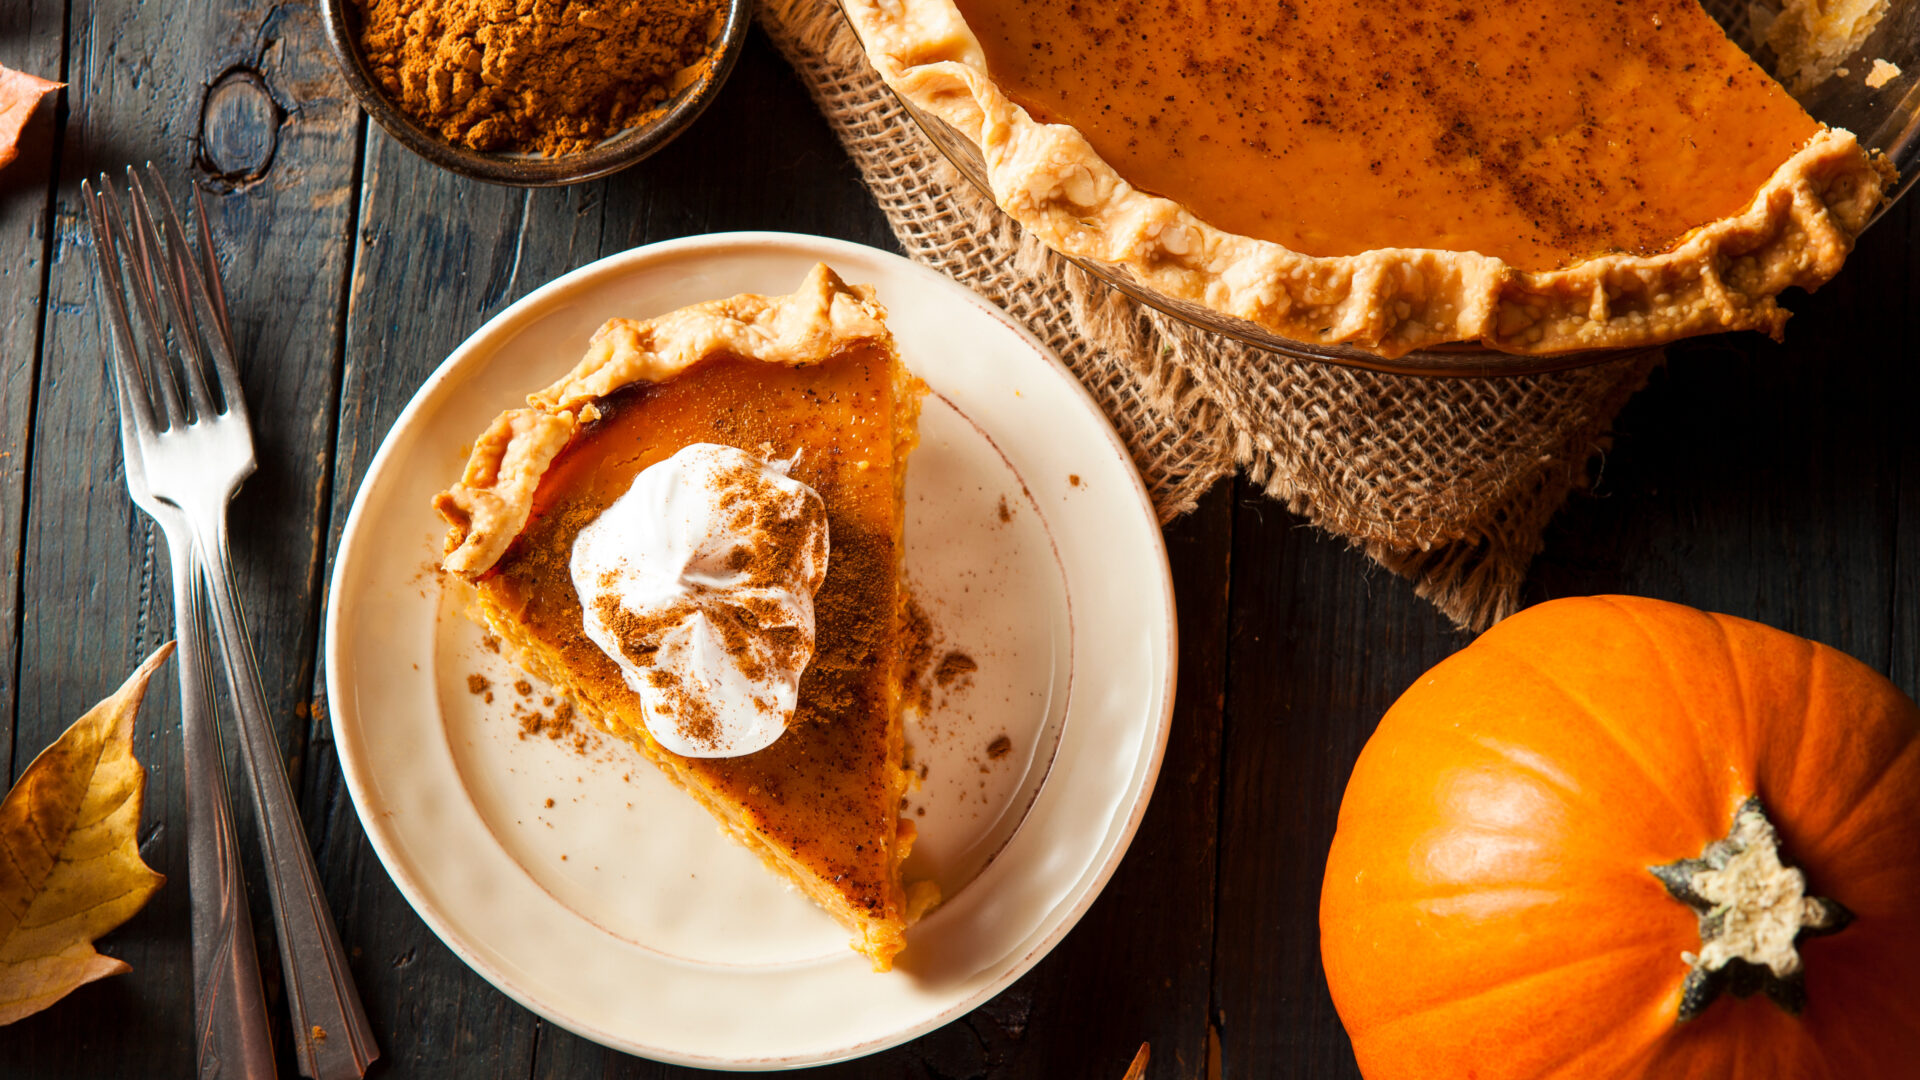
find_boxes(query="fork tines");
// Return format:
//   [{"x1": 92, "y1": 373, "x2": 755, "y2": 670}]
[{"x1": 82, "y1": 165, "x2": 245, "y2": 432}]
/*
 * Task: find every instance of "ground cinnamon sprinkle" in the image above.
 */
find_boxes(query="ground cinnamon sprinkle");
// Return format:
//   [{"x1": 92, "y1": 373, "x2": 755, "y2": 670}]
[
  {"x1": 898, "y1": 596, "x2": 936, "y2": 715},
  {"x1": 595, "y1": 593, "x2": 729, "y2": 747},
  {"x1": 518, "y1": 698, "x2": 590, "y2": 754},
  {"x1": 354, "y1": 0, "x2": 724, "y2": 155},
  {"x1": 934, "y1": 650, "x2": 976, "y2": 689}
]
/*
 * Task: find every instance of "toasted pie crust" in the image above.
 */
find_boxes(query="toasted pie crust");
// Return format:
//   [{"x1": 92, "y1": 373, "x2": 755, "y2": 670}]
[
  {"x1": 435, "y1": 263, "x2": 893, "y2": 576},
  {"x1": 842, "y1": 0, "x2": 1896, "y2": 358}
]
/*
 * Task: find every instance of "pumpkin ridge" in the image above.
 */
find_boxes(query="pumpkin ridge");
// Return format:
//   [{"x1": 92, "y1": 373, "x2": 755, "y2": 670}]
[
  {"x1": 1804, "y1": 830, "x2": 1920, "y2": 896},
  {"x1": 1345, "y1": 872, "x2": 1674, "y2": 910},
  {"x1": 1796, "y1": 682, "x2": 1920, "y2": 851},
  {"x1": 1781, "y1": 642, "x2": 1839, "y2": 823},
  {"x1": 1711, "y1": 617, "x2": 1826, "y2": 842},
  {"x1": 1473, "y1": 636, "x2": 1704, "y2": 831},
  {"x1": 1533, "y1": 1010, "x2": 1675, "y2": 1080},
  {"x1": 1406, "y1": 886, "x2": 1565, "y2": 913},
  {"x1": 1388, "y1": 720, "x2": 1604, "y2": 813},
  {"x1": 1706, "y1": 611, "x2": 1757, "y2": 756},
  {"x1": 1364, "y1": 939, "x2": 1671, "y2": 1034},
  {"x1": 1458, "y1": 732, "x2": 1590, "y2": 804},
  {"x1": 1607, "y1": 599, "x2": 1741, "y2": 817}
]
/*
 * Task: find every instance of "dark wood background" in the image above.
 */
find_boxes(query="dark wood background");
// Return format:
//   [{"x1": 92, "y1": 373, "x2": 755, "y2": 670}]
[{"x1": 3, "y1": 2, "x2": 1915, "y2": 1077}]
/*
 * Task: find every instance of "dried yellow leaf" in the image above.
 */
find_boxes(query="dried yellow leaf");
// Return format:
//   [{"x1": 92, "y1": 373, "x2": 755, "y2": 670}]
[
  {"x1": 0, "y1": 644, "x2": 173, "y2": 1024},
  {"x1": 1121, "y1": 1042, "x2": 1150, "y2": 1080},
  {"x1": 0, "y1": 63, "x2": 62, "y2": 173}
]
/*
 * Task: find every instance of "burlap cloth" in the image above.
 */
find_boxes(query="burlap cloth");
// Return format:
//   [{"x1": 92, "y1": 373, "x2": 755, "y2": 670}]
[{"x1": 759, "y1": 0, "x2": 1661, "y2": 630}]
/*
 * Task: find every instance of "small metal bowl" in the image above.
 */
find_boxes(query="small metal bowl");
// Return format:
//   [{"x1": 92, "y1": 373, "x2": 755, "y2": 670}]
[{"x1": 319, "y1": 0, "x2": 751, "y2": 187}]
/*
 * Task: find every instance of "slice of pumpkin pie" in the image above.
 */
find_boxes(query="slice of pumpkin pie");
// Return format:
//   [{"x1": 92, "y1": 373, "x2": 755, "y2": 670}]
[{"x1": 433, "y1": 265, "x2": 935, "y2": 970}]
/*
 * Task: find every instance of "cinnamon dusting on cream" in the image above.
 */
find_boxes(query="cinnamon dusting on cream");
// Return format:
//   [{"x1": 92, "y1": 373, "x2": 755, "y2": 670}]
[{"x1": 572, "y1": 443, "x2": 831, "y2": 757}]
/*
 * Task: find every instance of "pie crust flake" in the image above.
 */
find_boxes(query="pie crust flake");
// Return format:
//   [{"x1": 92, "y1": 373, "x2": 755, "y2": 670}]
[
  {"x1": 843, "y1": 0, "x2": 1896, "y2": 358},
  {"x1": 434, "y1": 264, "x2": 933, "y2": 970}
]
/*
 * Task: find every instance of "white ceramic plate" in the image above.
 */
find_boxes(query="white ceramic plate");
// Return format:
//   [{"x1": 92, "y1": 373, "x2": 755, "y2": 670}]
[{"x1": 325, "y1": 233, "x2": 1176, "y2": 1068}]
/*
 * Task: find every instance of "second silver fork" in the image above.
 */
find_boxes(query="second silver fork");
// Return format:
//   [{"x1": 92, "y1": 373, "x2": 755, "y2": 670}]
[
  {"x1": 85, "y1": 179, "x2": 275, "y2": 1080},
  {"x1": 84, "y1": 166, "x2": 377, "y2": 1080}
]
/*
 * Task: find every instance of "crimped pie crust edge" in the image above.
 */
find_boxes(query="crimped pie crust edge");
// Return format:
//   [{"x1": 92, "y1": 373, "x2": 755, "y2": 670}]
[
  {"x1": 841, "y1": 0, "x2": 1895, "y2": 359},
  {"x1": 433, "y1": 263, "x2": 894, "y2": 576}
]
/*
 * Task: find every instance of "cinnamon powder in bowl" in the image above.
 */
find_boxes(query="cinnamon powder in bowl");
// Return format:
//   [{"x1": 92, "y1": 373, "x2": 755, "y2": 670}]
[{"x1": 319, "y1": 0, "x2": 751, "y2": 186}]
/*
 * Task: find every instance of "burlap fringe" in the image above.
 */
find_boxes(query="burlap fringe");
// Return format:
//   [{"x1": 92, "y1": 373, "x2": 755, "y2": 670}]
[{"x1": 758, "y1": 0, "x2": 1660, "y2": 629}]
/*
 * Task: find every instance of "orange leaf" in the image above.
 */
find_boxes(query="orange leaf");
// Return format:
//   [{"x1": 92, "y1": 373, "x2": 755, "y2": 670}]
[
  {"x1": 0, "y1": 63, "x2": 62, "y2": 173},
  {"x1": 1121, "y1": 1042, "x2": 1150, "y2": 1080},
  {"x1": 0, "y1": 645, "x2": 172, "y2": 1024}
]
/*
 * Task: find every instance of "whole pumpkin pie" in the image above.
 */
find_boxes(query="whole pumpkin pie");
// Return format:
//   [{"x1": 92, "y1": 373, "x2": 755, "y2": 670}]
[
  {"x1": 844, "y1": 0, "x2": 1896, "y2": 357},
  {"x1": 433, "y1": 265, "x2": 934, "y2": 970}
]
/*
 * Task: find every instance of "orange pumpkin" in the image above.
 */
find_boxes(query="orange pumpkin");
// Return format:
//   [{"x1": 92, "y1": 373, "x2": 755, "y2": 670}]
[{"x1": 1320, "y1": 595, "x2": 1920, "y2": 1080}]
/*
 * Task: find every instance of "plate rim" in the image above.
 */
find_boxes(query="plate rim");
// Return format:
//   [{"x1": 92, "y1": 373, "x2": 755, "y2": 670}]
[{"x1": 323, "y1": 230, "x2": 1179, "y2": 1067}]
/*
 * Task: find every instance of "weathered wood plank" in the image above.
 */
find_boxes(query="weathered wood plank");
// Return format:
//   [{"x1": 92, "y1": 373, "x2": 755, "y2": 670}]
[
  {"x1": 5, "y1": 2, "x2": 1912, "y2": 1074},
  {"x1": 0, "y1": 0, "x2": 67, "y2": 792},
  {"x1": 1210, "y1": 480, "x2": 1461, "y2": 1079},
  {"x1": 192, "y1": 4, "x2": 369, "y2": 1071},
  {"x1": 1, "y1": 0, "x2": 198, "y2": 1061},
  {"x1": 0, "y1": 0, "x2": 361, "y2": 1074},
  {"x1": 301, "y1": 135, "x2": 584, "y2": 1080},
  {"x1": 1879, "y1": 201, "x2": 1920, "y2": 701}
]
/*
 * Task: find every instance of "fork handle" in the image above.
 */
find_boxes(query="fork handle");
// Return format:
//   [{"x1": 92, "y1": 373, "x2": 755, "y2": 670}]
[
  {"x1": 173, "y1": 539, "x2": 278, "y2": 1080},
  {"x1": 195, "y1": 520, "x2": 378, "y2": 1080}
]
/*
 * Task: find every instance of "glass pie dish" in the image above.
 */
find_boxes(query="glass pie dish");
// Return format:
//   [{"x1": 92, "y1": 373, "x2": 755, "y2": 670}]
[{"x1": 875, "y1": 0, "x2": 1920, "y2": 376}]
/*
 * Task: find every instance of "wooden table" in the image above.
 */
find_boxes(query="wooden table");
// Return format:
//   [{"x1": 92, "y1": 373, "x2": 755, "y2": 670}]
[{"x1": 3, "y1": 4, "x2": 1915, "y2": 1077}]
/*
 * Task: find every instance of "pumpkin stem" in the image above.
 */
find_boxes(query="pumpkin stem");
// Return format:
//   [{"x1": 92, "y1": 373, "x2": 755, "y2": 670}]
[{"x1": 1650, "y1": 796, "x2": 1852, "y2": 1022}]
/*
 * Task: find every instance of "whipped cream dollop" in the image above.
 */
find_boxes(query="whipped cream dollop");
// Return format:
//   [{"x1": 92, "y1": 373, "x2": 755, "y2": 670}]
[{"x1": 570, "y1": 443, "x2": 830, "y2": 758}]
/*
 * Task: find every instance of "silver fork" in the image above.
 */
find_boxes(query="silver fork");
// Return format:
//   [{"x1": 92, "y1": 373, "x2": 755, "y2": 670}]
[
  {"x1": 83, "y1": 166, "x2": 378, "y2": 1080},
  {"x1": 84, "y1": 177, "x2": 276, "y2": 1080}
]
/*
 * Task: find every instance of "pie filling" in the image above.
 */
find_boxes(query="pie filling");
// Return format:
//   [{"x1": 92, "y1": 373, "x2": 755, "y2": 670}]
[
  {"x1": 438, "y1": 268, "x2": 933, "y2": 971},
  {"x1": 849, "y1": 0, "x2": 1893, "y2": 355},
  {"x1": 954, "y1": 0, "x2": 1822, "y2": 271}
]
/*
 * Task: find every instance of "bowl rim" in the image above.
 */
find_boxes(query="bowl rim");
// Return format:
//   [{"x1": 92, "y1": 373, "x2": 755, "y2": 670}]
[{"x1": 317, "y1": 0, "x2": 752, "y2": 188}]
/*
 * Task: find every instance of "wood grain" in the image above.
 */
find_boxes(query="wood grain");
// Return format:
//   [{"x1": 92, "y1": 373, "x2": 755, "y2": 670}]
[
  {"x1": 1882, "y1": 202, "x2": 1920, "y2": 703},
  {"x1": 310, "y1": 130, "x2": 574, "y2": 1080},
  {"x1": 6, "y1": 0, "x2": 203, "y2": 1065},
  {"x1": 0, "y1": 0, "x2": 361, "y2": 1074},
  {"x1": 1209, "y1": 478, "x2": 1462, "y2": 1080},
  {"x1": 0, "y1": 0, "x2": 67, "y2": 796}
]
